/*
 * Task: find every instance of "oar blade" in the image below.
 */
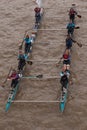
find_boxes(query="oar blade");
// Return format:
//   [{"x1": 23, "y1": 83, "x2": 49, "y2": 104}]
[
  {"x1": 36, "y1": 74, "x2": 43, "y2": 78},
  {"x1": 79, "y1": 43, "x2": 82, "y2": 47},
  {"x1": 77, "y1": 43, "x2": 82, "y2": 47},
  {"x1": 75, "y1": 26, "x2": 80, "y2": 29},
  {"x1": 77, "y1": 15, "x2": 81, "y2": 18},
  {"x1": 27, "y1": 61, "x2": 33, "y2": 65}
]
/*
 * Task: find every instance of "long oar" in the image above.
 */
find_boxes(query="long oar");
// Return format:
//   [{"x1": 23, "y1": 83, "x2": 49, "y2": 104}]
[
  {"x1": 0, "y1": 66, "x2": 12, "y2": 88},
  {"x1": 22, "y1": 74, "x2": 60, "y2": 79},
  {"x1": 75, "y1": 42, "x2": 82, "y2": 47},
  {"x1": 27, "y1": 59, "x2": 59, "y2": 65},
  {"x1": 22, "y1": 74, "x2": 43, "y2": 79}
]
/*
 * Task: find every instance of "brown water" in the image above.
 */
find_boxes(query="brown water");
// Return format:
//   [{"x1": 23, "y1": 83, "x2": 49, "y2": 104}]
[{"x1": 0, "y1": 0, "x2": 87, "y2": 130}]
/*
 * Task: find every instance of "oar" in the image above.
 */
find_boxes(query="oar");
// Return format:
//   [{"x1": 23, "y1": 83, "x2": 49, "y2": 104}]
[
  {"x1": 76, "y1": 42, "x2": 82, "y2": 47},
  {"x1": 19, "y1": 31, "x2": 27, "y2": 50},
  {"x1": 75, "y1": 26, "x2": 80, "y2": 29},
  {"x1": 77, "y1": 14, "x2": 81, "y2": 18},
  {"x1": 27, "y1": 59, "x2": 59, "y2": 65},
  {"x1": 56, "y1": 58, "x2": 62, "y2": 67},
  {"x1": 0, "y1": 66, "x2": 12, "y2": 88},
  {"x1": 22, "y1": 74, "x2": 43, "y2": 79},
  {"x1": 27, "y1": 61, "x2": 33, "y2": 65},
  {"x1": 72, "y1": 39, "x2": 82, "y2": 47}
]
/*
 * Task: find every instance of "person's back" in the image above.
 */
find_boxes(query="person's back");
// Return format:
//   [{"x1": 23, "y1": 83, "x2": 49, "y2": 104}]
[
  {"x1": 67, "y1": 22, "x2": 75, "y2": 29},
  {"x1": 34, "y1": 7, "x2": 41, "y2": 24},
  {"x1": 18, "y1": 51, "x2": 26, "y2": 71},
  {"x1": 60, "y1": 74, "x2": 68, "y2": 91},
  {"x1": 24, "y1": 36, "x2": 31, "y2": 44},
  {"x1": 8, "y1": 70, "x2": 19, "y2": 88},
  {"x1": 66, "y1": 35, "x2": 73, "y2": 49},
  {"x1": 24, "y1": 35, "x2": 32, "y2": 54},
  {"x1": 67, "y1": 21, "x2": 75, "y2": 35}
]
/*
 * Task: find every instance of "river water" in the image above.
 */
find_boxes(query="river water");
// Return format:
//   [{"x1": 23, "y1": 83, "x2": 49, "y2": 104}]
[{"x1": 0, "y1": 0, "x2": 87, "y2": 130}]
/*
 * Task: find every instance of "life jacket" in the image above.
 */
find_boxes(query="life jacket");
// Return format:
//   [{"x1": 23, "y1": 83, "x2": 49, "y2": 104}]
[
  {"x1": 66, "y1": 38, "x2": 72, "y2": 47},
  {"x1": 9, "y1": 73, "x2": 18, "y2": 79},
  {"x1": 60, "y1": 74, "x2": 68, "y2": 86},
  {"x1": 69, "y1": 9, "x2": 75, "y2": 15},
  {"x1": 61, "y1": 75, "x2": 68, "y2": 82},
  {"x1": 63, "y1": 54, "x2": 69, "y2": 60}
]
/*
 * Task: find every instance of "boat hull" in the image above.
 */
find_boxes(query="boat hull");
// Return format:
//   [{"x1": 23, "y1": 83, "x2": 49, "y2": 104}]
[
  {"x1": 5, "y1": 83, "x2": 19, "y2": 112},
  {"x1": 59, "y1": 83, "x2": 69, "y2": 112}
]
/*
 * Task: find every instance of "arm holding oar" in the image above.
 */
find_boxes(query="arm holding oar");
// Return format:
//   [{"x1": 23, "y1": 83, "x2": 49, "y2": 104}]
[
  {"x1": 72, "y1": 39, "x2": 82, "y2": 47},
  {"x1": 19, "y1": 31, "x2": 27, "y2": 50},
  {"x1": 56, "y1": 57, "x2": 62, "y2": 67},
  {"x1": 66, "y1": 34, "x2": 82, "y2": 49},
  {"x1": 19, "y1": 29, "x2": 31, "y2": 50}
]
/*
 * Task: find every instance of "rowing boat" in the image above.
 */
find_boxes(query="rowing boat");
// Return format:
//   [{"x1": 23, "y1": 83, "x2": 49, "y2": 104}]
[{"x1": 5, "y1": 8, "x2": 44, "y2": 112}]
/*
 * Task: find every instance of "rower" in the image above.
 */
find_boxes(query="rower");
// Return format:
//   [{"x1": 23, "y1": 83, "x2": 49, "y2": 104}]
[
  {"x1": 34, "y1": 7, "x2": 41, "y2": 25},
  {"x1": 62, "y1": 49, "x2": 71, "y2": 71},
  {"x1": 69, "y1": 7, "x2": 77, "y2": 23},
  {"x1": 18, "y1": 50, "x2": 26, "y2": 72},
  {"x1": 60, "y1": 71, "x2": 69, "y2": 93},
  {"x1": 24, "y1": 35, "x2": 32, "y2": 54},
  {"x1": 7, "y1": 69, "x2": 21, "y2": 89},
  {"x1": 66, "y1": 34, "x2": 76, "y2": 50},
  {"x1": 67, "y1": 20, "x2": 75, "y2": 36}
]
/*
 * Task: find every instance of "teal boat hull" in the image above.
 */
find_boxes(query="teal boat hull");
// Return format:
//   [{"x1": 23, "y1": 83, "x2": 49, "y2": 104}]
[
  {"x1": 59, "y1": 83, "x2": 69, "y2": 112},
  {"x1": 5, "y1": 83, "x2": 19, "y2": 112}
]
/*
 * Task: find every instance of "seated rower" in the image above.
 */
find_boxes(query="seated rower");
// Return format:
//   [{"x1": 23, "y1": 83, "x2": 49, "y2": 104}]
[
  {"x1": 8, "y1": 69, "x2": 21, "y2": 89},
  {"x1": 60, "y1": 71, "x2": 69, "y2": 93},
  {"x1": 67, "y1": 20, "x2": 75, "y2": 36},
  {"x1": 24, "y1": 35, "x2": 32, "y2": 54},
  {"x1": 66, "y1": 34, "x2": 76, "y2": 50},
  {"x1": 34, "y1": 7, "x2": 41, "y2": 25},
  {"x1": 60, "y1": 68, "x2": 70, "y2": 78},
  {"x1": 62, "y1": 49, "x2": 71, "y2": 71},
  {"x1": 69, "y1": 7, "x2": 77, "y2": 23},
  {"x1": 18, "y1": 50, "x2": 26, "y2": 72}
]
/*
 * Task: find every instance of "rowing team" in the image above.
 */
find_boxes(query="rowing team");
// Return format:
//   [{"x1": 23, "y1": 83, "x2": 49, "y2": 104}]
[
  {"x1": 6, "y1": 7, "x2": 44, "y2": 89},
  {"x1": 59, "y1": 4, "x2": 81, "y2": 96}
]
